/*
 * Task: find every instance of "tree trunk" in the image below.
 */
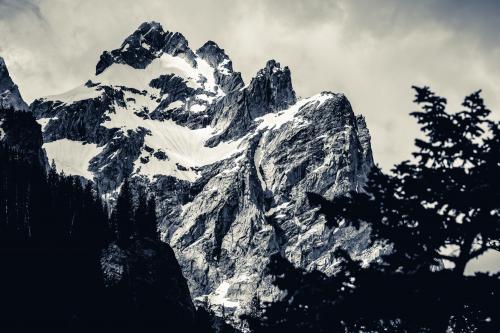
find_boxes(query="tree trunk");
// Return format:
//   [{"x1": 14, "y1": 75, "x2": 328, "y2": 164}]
[{"x1": 454, "y1": 233, "x2": 476, "y2": 276}]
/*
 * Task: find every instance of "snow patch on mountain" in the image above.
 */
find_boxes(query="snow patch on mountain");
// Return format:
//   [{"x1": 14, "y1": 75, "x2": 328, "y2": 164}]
[
  {"x1": 190, "y1": 103, "x2": 207, "y2": 113},
  {"x1": 96, "y1": 53, "x2": 224, "y2": 99},
  {"x1": 43, "y1": 139, "x2": 104, "y2": 179},
  {"x1": 100, "y1": 94, "x2": 243, "y2": 181},
  {"x1": 36, "y1": 116, "x2": 58, "y2": 131},
  {"x1": 97, "y1": 54, "x2": 195, "y2": 90},
  {"x1": 255, "y1": 93, "x2": 332, "y2": 131},
  {"x1": 43, "y1": 85, "x2": 102, "y2": 104}
]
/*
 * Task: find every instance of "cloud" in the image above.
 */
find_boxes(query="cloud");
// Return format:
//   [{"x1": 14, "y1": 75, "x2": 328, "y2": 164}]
[
  {"x1": 0, "y1": 0, "x2": 498, "y2": 170},
  {"x1": 254, "y1": 0, "x2": 343, "y2": 27},
  {"x1": 0, "y1": 0, "x2": 44, "y2": 20}
]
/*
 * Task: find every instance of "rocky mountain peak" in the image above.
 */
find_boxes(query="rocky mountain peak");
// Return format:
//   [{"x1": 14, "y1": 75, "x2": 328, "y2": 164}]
[
  {"x1": 245, "y1": 59, "x2": 296, "y2": 118},
  {"x1": 196, "y1": 40, "x2": 244, "y2": 94},
  {"x1": 96, "y1": 21, "x2": 196, "y2": 75},
  {"x1": 0, "y1": 56, "x2": 28, "y2": 112},
  {"x1": 356, "y1": 114, "x2": 374, "y2": 171},
  {"x1": 137, "y1": 20, "x2": 163, "y2": 33},
  {"x1": 196, "y1": 40, "x2": 228, "y2": 67},
  {"x1": 264, "y1": 59, "x2": 280, "y2": 71},
  {"x1": 0, "y1": 57, "x2": 12, "y2": 89}
]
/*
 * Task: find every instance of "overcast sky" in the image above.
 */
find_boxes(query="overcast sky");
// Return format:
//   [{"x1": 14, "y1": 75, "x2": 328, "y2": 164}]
[{"x1": 0, "y1": 0, "x2": 499, "y2": 170}]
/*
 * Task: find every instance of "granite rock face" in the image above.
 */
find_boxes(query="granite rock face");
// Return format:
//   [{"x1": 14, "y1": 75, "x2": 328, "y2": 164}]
[
  {"x1": 196, "y1": 41, "x2": 244, "y2": 94},
  {"x1": 29, "y1": 21, "x2": 377, "y2": 321},
  {"x1": 0, "y1": 57, "x2": 28, "y2": 112}
]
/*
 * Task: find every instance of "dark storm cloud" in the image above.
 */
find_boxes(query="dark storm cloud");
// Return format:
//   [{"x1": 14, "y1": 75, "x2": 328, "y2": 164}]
[
  {"x1": 415, "y1": 0, "x2": 500, "y2": 45},
  {"x1": 255, "y1": 0, "x2": 500, "y2": 47},
  {"x1": 345, "y1": 0, "x2": 500, "y2": 46}
]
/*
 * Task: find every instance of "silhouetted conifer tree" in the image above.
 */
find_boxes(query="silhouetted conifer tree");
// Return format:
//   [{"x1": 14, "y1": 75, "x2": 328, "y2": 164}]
[{"x1": 112, "y1": 179, "x2": 135, "y2": 247}]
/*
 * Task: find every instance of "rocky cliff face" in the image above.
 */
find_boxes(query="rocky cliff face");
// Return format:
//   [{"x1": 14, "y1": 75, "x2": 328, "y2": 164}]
[
  {"x1": 0, "y1": 57, "x2": 28, "y2": 112},
  {"x1": 29, "y1": 21, "x2": 377, "y2": 320}
]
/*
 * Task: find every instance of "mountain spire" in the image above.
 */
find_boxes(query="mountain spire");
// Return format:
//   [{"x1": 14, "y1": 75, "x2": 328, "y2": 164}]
[
  {"x1": 196, "y1": 40, "x2": 244, "y2": 93},
  {"x1": 245, "y1": 59, "x2": 296, "y2": 118}
]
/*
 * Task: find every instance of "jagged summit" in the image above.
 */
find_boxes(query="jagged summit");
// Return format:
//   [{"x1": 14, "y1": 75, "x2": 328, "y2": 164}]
[
  {"x1": 29, "y1": 21, "x2": 376, "y2": 323},
  {"x1": 247, "y1": 59, "x2": 296, "y2": 117},
  {"x1": 196, "y1": 40, "x2": 244, "y2": 93},
  {"x1": 138, "y1": 20, "x2": 163, "y2": 31},
  {"x1": 264, "y1": 59, "x2": 284, "y2": 71},
  {"x1": 96, "y1": 21, "x2": 196, "y2": 75},
  {"x1": 0, "y1": 56, "x2": 28, "y2": 111},
  {"x1": 196, "y1": 40, "x2": 227, "y2": 65},
  {"x1": 95, "y1": 22, "x2": 246, "y2": 97}
]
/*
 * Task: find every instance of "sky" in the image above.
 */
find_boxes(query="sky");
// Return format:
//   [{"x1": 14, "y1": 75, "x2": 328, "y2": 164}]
[{"x1": 0, "y1": 0, "x2": 499, "y2": 170}]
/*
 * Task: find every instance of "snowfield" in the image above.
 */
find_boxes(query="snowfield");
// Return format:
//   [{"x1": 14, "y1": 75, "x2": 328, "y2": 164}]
[
  {"x1": 102, "y1": 89, "x2": 243, "y2": 181},
  {"x1": 43, "y1": 139, "x2": 104, "y2": 179},
  {"x1": 255, "y1": 92, "x2": 334, "y2": 131},
  {"x1": 43, "y1": 85, "x2": 102, "y2": 104}
]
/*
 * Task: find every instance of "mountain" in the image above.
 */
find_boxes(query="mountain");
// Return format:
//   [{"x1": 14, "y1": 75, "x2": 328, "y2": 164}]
[
  {"x1": 0, "y1": 57, "x2": 28, "y2": 112},
  {"x1": 30, "y1": 21, "x2": 377, "y2": 320}
]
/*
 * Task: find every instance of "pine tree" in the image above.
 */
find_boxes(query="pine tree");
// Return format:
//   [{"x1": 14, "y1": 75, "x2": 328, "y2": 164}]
[
  {"x1": 112, "y1": 179, "x2": 135, "y2": 247},
  {"x1": 145, "y1": 195, "x2": 159, "y2": 240},
  {"x1": 308, "y1": 87, "x2": 500, "y2": 276},
  {"x1": 48, "y1": 160, "x2": 58, "y2": 185},
  {"x1": 134, "y1": 189, "x2": 148, "y2": 237},
  {"x1": 135, "y1": 190, "x2": 159, "y2": 240}
]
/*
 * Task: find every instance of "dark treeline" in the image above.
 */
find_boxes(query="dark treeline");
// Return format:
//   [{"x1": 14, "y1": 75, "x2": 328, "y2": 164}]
[
  {"x1": 0, "y1": 141, "x2": 110, "y2": 328},
  {"x1": 0, "y1": 108, "x2": 217, "y2": 331},
  {"x1": 247, "y1": 87, "x2": 500, "y2": 332}
]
